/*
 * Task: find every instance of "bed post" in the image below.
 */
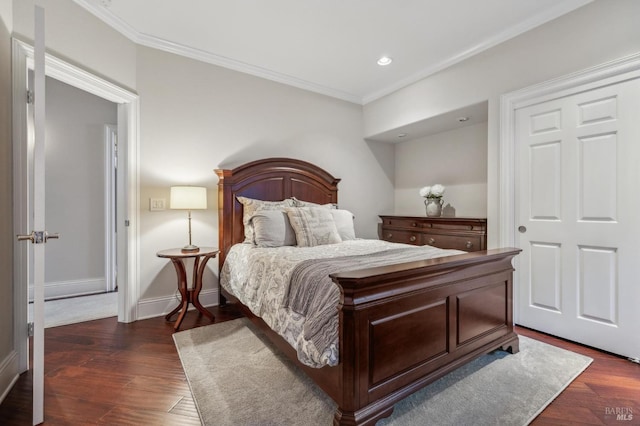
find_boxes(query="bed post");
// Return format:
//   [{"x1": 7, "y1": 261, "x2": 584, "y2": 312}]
[{"x1": 215, "y1": 168, "x2": 232, "y2": 305}]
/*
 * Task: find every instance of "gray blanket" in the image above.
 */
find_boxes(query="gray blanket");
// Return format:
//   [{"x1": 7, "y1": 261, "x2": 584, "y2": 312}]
[{"x1": 286, "y1": 247, "x2": 439, "y2": 355}]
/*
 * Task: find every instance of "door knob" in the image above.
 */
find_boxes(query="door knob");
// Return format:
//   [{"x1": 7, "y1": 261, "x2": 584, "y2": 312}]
[
  {"x1": 518, "y1": 226, "x2": 527, "y2": 233},
  {"x1": 16, "y1": 231, "x2": 60, "y2": 244}
]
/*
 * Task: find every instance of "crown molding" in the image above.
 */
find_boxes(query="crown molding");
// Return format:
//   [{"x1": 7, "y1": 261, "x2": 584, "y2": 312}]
[
  {"x1": 73, "y1": 0, "x2": 363, "y2": 104},
  {"x1": 134, "y1": 32, "x2": 364, "y2": 104},
  {"x1": 75, "y1": 0, "x2": 592, "y2": 106},
  {"x1": 362, "y1": 0, "x2": 594, "y2": 104},
  {"x1": 74, "y1": 0, "x2": 139, "y2": 41}
]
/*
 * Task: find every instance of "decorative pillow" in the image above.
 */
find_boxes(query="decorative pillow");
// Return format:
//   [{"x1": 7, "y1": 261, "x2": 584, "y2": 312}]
[
  {"x1": 251, "y1": 210, "x2": 297, "y2": 248},
  {"x1": 236, "y1": 196, "x2": 295, "y2": 244},
  {"x1": 285, "y1": 207, "x2": 342, "y2": 247},
  {"x1": 330, "y1": 209, "x2": 356, "y2": 241},
  {"x1": 291, "y1": 197, "x2": 337, "y2": 209}
]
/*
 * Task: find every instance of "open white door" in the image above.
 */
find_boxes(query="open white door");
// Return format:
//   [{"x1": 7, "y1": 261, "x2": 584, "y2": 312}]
[{"x1": 15, "y1": 7, "x2": 57, "y2": 424}]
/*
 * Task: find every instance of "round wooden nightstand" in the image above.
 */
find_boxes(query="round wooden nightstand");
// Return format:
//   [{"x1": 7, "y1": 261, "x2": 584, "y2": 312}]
[{"x1": 157, "y1": 247, "x2": 219, "y2": 331}]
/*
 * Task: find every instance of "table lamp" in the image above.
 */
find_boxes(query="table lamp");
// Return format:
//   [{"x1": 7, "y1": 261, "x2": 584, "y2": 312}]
[{"x1": 170, "y1": 186, "x2": 207, "y2": 252}]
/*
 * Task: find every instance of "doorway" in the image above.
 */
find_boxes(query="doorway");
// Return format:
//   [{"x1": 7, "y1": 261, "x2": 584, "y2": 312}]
[
  {"x1": 26, "y1": 73, "x2": 117, "y2": 307},
  {"x1": 25, "y1": 73, "x2": 119, "y2": 327},
  {"x1": 12, "y1": 39, "x2": 140, "y2": 373}
]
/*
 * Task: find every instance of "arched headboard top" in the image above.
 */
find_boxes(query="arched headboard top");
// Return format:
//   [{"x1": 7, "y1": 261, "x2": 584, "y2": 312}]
[
  {"x1": 216, "y1": 157, "x2": 340, "y2": 187},
  {"x1": 215, "y1": 158, "x2": 341, "y2": 268}
]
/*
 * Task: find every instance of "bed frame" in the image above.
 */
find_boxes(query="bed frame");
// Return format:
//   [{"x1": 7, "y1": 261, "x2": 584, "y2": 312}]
[{"x1": 215, "y1": 157, "x2": 520, "y2": 425}]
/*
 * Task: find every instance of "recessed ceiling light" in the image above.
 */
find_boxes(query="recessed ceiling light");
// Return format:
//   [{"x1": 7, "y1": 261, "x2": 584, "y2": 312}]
[
  {"x1": 398, "y1": 133, "x2": 408, "y2": 138},
  {"x1": 457, "y1": 116, "x2": 470, "y2": 122},
  {"x1": 377, "y1": 56, "x2": 393, "y2": 66}
]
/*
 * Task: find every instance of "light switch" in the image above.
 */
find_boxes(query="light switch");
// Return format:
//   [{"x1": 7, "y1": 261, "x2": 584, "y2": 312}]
[{"x1": 150, "y1": 198, "x2": 166, "y2": 211}]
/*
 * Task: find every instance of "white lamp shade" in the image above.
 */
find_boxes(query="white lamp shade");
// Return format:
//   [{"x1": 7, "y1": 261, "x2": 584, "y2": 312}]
[{"x1": 170, "y1": 186, "x2": 207, "y2": 210}]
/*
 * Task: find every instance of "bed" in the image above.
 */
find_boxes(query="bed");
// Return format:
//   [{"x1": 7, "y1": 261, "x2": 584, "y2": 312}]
[{"x1": 215, "y1": 157, "x2": 520, "y2": 425}]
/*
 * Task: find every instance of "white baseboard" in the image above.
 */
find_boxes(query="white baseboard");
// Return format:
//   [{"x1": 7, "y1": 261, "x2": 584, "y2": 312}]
[
  {"x1": 137, "y1": 288, "x2": 219, "y2": 320},
  {"x1": 0, "y1": 350, "x2": 19, "y2": 405},
  {"x1": 29, "y1": 278, "x2": 106, "y2": 301}
]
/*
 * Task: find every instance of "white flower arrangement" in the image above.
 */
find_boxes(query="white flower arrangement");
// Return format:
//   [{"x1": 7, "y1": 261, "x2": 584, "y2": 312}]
[{"x1": 419, "y1": 184, "x2": 445, "y2": 199}]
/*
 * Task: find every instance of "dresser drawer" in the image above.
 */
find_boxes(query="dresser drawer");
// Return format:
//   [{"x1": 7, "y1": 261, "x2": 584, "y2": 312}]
[
  {"x1": 379, "y1": 216, "x2": 487, "y2": 252},
  {"x1": 381, "y1": 229, "x2": 421, "y2": 245},
  {"x1": 422, "y1": 234, "x2": 482, "y2": 251},
  {"x1": 381, "y1": 217, "x2": 422, "y2": 230}
]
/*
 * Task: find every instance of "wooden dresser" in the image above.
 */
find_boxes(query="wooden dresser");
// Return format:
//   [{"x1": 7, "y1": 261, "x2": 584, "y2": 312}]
[{"x1": 379, "y1": 216, "x2": 487, "y2": 252}]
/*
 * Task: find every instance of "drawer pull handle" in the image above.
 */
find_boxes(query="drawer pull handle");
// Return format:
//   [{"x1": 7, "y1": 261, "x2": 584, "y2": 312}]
[
  {"x1": 387, "y1": 233, "x2": 393, "y2": 239},
  {"x1": 409, "y1": 236, "x2": 416, "y2": 242},
  {"x1": 428, "y1": 238, "x2": 435, "y2": 245},
  {"x1": 411, "y1": 222, "x2": 417, "y2": 227},
  {"x1": 466, "y1": 241, "x2": 473, "y2": 249}
]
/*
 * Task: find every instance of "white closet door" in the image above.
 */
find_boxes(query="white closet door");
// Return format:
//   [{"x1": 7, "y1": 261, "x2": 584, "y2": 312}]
[{"x1": 516, "y1": 77, "x2": 640, "y2": 359}]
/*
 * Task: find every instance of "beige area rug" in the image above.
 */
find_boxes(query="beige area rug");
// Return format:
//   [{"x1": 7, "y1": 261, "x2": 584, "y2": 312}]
[{"x1": 174, "y1": 318, "x2": 592, "y2": 426}]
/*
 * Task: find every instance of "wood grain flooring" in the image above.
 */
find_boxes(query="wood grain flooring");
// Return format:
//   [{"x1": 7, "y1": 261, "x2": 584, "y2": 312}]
[{"x1": 0, "y1": 305, "x2": 638, "y2": 425}]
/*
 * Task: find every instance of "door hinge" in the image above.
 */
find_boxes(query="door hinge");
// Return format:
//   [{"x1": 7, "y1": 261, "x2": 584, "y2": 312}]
[
  {"x1": 27, "y1": 90, "x2": 34, "y2": 104},
  {"x1": 124, "y1": 220, "x2": 130, "y2": 227},
  {"x1": 28, "y1": 322, "x2": 34, "y2": 337}
]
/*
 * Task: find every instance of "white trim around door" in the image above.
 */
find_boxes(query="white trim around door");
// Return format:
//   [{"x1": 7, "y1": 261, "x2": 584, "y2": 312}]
[{"x1": 12, "y1": 38, "x2": 140, "y2": 373}]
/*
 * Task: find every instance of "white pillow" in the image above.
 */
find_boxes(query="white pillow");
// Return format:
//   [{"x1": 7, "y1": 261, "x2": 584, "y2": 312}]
[
  {"x1": 251, "y1": 210, "x2": 297, "y2": 248},
  {"x1": 285, "y1": 207, "x2": 342, "y2": 247},
  {"x1": 330, "y1": 209, "x2": 356, "y2": 240},
  {"x1": 236, "y1": 196, "x2": 295, "y2": 244}
]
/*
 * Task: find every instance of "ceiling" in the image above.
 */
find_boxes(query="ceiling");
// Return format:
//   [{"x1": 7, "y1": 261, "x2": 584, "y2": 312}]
[{"x1": 75, "y1": 0, "x2": 592, "y2": 105}]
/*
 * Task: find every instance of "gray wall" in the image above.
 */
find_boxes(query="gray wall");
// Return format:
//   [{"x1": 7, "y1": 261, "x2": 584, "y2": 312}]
[
  {"x1": 136, "y1": 46, "x2": 392, "y2": 301},
  {"x1": 44, "y1": 76, "x2": 116, "y2": 294},
  {"x1": 364, "y1": 0, "x2": 640, "y2": 247},
  {"x1": 0, "y1": 0, "x2": 14, "y2": 400},
  {"x1": 394, "y1": 122, "x2": 488, "y2": 218}
]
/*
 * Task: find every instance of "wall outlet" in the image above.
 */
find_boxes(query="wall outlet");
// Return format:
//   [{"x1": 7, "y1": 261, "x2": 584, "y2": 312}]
[{"x1": 150, "y1": 198, "x2": 166, "y2": 211}]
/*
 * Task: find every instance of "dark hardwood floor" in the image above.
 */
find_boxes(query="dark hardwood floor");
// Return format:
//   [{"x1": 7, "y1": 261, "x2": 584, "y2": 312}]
[{"x1": 0, "y1": 306, "x2": 638, "y2": 425}]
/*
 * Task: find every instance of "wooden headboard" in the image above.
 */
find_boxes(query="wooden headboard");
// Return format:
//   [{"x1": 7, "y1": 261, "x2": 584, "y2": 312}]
[{"x1": 214, "y1": 158, "x2": 340, "y2": 268}]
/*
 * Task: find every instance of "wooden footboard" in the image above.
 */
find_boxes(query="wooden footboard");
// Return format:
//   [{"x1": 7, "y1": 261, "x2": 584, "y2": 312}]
[
  {"x1": 224, "y1": 247, "x2": 520, "y2": 425},
  {"x1": 328, "y1": 247, "x2": 520, "y2": 425}
]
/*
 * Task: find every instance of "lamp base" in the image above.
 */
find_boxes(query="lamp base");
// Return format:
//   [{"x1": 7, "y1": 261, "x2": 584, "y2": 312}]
[{"x1": 181, "y1": 245, "x2": 200, "y2": 253}]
